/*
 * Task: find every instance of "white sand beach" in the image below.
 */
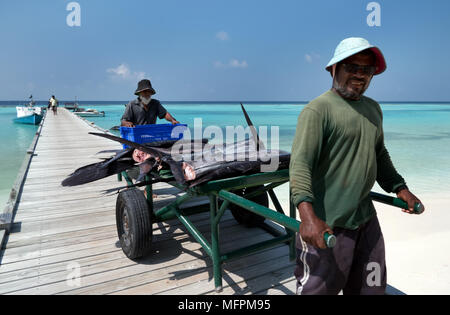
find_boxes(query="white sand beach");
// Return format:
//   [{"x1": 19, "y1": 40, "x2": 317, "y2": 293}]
[
  {"x1": 272, "y1": 184, "x2": 450, "y2": 295},
  {"x1": 377, "y1": 193, "x2": 450, "y2": 295}
]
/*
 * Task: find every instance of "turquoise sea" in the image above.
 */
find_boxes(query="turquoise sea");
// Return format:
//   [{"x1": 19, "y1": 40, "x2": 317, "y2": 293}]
[
  {"x1": 0, "y1": 106, "x2": 40, "y2": 207},
  {"x1": 1, "y1": 102, "x2": 450, "y2": 206}
]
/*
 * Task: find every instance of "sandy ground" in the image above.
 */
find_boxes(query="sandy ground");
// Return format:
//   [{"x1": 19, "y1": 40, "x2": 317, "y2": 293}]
[
  {"x1": 271, "y1": 184, "x2": 450, "y2": 295},
  {"x1": 376, "y1": 193, "x2": 450, "y2": 295}
]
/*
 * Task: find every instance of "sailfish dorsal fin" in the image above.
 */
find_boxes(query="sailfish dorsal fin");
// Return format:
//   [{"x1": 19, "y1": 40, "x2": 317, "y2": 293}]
[{"x1": 240, "y1": 103, "x2": 266, "y2": 151}]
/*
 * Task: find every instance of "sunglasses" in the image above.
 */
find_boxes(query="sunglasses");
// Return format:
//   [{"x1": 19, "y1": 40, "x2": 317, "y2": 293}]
[{"x1": 341, "y1": 63, "x2": 376, "y2": 76}]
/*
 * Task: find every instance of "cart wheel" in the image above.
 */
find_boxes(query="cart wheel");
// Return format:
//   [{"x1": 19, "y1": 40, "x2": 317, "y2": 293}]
[
  {"x1": 229, "y1": 186, "x2": 267, "y2": 227},
  {"x1": 116, "y1": 188, "x2": 153, "y2": 259}
]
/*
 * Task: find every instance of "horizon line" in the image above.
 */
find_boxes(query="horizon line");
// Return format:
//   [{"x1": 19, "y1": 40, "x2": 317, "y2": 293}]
[{"x1": 1, "y1": 100, "x2": 450, "y2": 104}]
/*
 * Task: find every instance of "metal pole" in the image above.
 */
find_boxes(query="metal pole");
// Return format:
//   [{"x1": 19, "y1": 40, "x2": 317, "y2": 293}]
[
  {"x1": 173, "y1": 208, "x2": 212, "y2": 257},
  {"x1": 209, "y1": 195, "x2": 223, "y2": 292},
  {"x1": 219, "y1": 189, "x2": 300, "y2": 231},
  {"x1": 370, "y1": 192, "x2": 424, "y2": 214},
  {"x1": 219, "y1": 189, "x2": 336, "y2": 248},
  {"x1": 153, "y1": 192, "x2": 193, "y2": 220},
  {"x1": 213, "y1": 200, "x2": 230, "y2": 226},
  {"x1": 145, "y1": 175, "x2": 153, "y2": 214}
]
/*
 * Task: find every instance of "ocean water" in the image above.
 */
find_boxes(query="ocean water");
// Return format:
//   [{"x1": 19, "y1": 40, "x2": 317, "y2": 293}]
[
  {"x1": 85, "y1": 103, "x2": 304, "y2": 150},
  {"x1": 1, "y1": 102, "x2": 450, "y2": 207},
  {"x1": 0, "y1": 106, "x2": 39, "y2": 206}
]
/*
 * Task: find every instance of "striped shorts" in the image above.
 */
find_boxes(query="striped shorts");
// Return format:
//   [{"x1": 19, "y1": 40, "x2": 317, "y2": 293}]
[{"x1": 295, "y1": 216, "x2": 387, "y2": 295}]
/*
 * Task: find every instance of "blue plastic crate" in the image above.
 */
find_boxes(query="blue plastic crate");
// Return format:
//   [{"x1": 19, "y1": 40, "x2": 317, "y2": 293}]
[{"x1": 120, "y1": 124, "x2": 188, "y2": 149}]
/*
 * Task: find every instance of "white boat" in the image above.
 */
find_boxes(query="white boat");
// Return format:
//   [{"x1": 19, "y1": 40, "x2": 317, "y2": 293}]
[
  {"x1": 74, "y1": 108, "x2": 105, "y2": 117},
  {"x1": 16, "y1": 106, "x2": 42, "y2": 118},
  {"x1": 14, "y1": 98, "x2": 44, "y2": 125}
]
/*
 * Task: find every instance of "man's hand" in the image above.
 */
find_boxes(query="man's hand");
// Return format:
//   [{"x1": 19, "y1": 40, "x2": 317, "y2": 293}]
[
  {"x1": 164, "y1": 112, "x2": 179, "y2": 125},
  {"x1": 298, "y1": 202, "x2": 334, "y2": 249},
  {"x1": 397, "y1": 188, "x2": 424, "y2": 215},
  {"x1": 121, "y1": 120, "x2": 135, "y2": 128}
]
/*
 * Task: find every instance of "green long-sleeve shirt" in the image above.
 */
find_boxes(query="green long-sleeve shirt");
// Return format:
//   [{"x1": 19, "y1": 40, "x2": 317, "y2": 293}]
[{"x1": 290, "y1": 90, "x2": 406, "y2": 229}]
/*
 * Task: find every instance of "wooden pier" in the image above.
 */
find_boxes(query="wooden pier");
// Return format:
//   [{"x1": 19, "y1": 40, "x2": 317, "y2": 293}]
[{"x1": 0, "y1": 108, "x2": 297, "y2": 295}]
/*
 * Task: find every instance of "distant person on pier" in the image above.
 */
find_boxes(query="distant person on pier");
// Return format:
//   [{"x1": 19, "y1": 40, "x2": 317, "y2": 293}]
[{"x1": 49, "y1": 95, "x2": 58, "y2": 115}]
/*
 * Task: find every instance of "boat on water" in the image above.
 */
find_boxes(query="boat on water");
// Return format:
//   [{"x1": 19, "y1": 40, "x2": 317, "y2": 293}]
[
  {"x1": 64, "y1": 102, "x2": 79, "y2": 110},
  {"x1": 13, "y1": 111, "x2": 43, "y2": 125},
  {"x1": 65, "y1": 97, "x2": 81, "y2": 111},
  {"x1": 74, "y1": 108, "x2": 105, "y2": 117},
  {"x1": 13, "y1": 97, "x2": 44, "y2": 125}
]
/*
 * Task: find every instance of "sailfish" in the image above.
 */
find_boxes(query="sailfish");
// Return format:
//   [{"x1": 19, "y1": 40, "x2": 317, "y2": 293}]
[{"x1": 61, "y1": 105, "x2": 290, "y2": 188}]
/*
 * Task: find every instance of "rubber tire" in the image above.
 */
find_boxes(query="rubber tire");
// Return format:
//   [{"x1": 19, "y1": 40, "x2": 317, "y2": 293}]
[
  {"x1": 229, "y1": 186, "x2": 267, "y2": 227},
  {"x1": 116, "y1": 188, "x2": 153, "y2": 259}
]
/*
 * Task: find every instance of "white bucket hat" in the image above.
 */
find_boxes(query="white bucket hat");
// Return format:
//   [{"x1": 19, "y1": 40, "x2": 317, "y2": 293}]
[{"x1": 326, "y1": 37, "x2": 387, "y2": 75}]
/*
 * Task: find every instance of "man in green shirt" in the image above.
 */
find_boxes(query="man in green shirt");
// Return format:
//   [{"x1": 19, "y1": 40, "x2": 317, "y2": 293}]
[{"x1": 290, "y1": 37, "x2": 424, "y2": 295}]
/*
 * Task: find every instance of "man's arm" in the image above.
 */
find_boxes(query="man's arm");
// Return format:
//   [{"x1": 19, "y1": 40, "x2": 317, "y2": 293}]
[
  {"x1": 164, "y1": 112, "x2": 179, "y2": 124},
  {"x1": 121, "y1": 102, "x2": 135, "y2": 127},
  {"x1": 290, "y1": 108, "x2": 333, "y2": 248},
  {"x1": 376, "y1": 129, "x2": 425, "y2": 214},
  {"x1": 154, "y1": 101, "x2": 179, "y2": 124},
  {"x1": 376, "y1": 140, "x2": 406, "y2": 192}
]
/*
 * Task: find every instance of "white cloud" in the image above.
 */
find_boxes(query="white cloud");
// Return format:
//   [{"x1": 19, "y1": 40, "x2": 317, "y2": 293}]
[
  {"x1": 229, "y1": 59, "x2": 248, "y2": 68},
  {"x1": 214, "y1": 59, "x2": 248, "y2": 69},
  {"x1": 305, "y1": 54, "x2": 313, "y2": 63},
  {"x1": 305, "y1": 53, "x2": 320, "y2": 64},
  {"x1": 107, "y1": 64, "x2": 146, "y2": 80},
  {"x1": 107, "y1": 64, "x2": 130, "y2": 77},
  {"x1": 214, "y1": 61, "x2": 225, "y2": 68},
  {"x1": 216, "y1": 31, "x2": 230, "y2": 41}
]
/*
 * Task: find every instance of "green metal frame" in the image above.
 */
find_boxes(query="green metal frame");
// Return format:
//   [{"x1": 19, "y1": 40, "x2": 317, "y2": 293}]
[
  {"x1": 117, "y1": 169, "x2": 423, "y2": 292},
  {"x1": 119, "y1": 168, "x2": 295, "y2": 292}
]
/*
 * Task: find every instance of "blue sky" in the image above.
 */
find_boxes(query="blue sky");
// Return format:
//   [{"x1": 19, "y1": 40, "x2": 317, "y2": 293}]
[{"x1": 0, "y1": 0, "x2": 449, "y2": 101}]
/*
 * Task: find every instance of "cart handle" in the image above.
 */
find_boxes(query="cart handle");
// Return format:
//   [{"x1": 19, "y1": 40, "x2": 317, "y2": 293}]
[
  {"x1": 370, "y1": 192, "x2": 424, "y2": 214},
  {"x1": 324, "y1": 232, "x2": 337, "y2": 248},
  {"x1": 218, "y1": 190, "x2": 336, "y2": 248}
]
